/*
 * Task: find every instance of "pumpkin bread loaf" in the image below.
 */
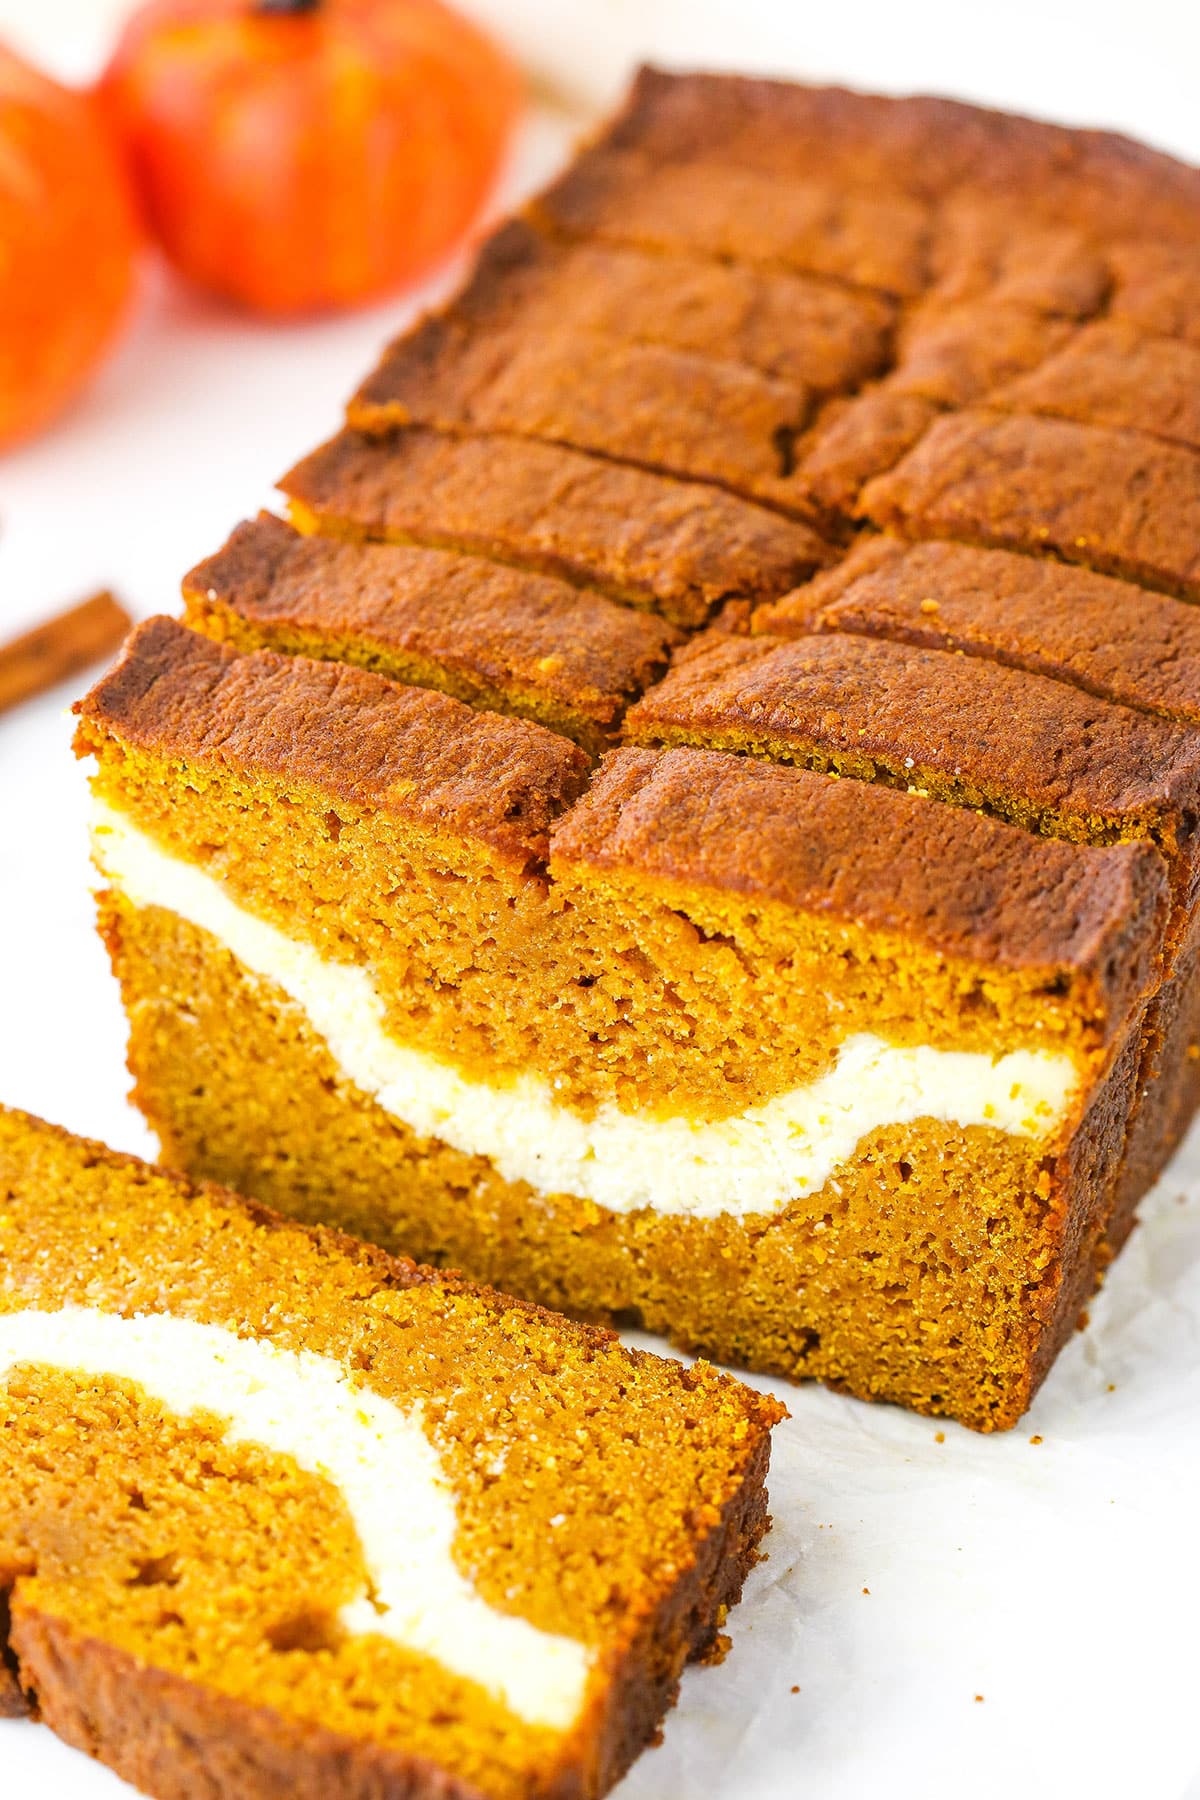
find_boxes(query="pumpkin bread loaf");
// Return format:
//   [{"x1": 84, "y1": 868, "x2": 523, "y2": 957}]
[
  {"x1": 74, "y1": 68, "x2": 1200, "y2": 1432},
  {"x1": 76, "y1": 618, "x2": 1169, "y2": 1431}
]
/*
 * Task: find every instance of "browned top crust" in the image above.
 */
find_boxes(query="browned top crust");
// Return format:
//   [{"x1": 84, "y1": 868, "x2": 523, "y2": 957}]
[
  {"x1": 551, "y1": 745, "x2": 1167, "y2": 1011},
  {"x1": 354, "y1": 218, "x2": 894, "y2": 401},
  {"x1": 73, "y1": 618, "x2": 591, "y2": 871},
  {"x1": 182, "y1": 514, "x2": 680, "y2": 749},
  {"x1": 988, "y1": 320, "x2": 1200, "y2": 452},
  {"x1": 757, "y1": 537, "x2": 1200, "y2": 727},
  {"x1": 791, "y1": 390, "x2": 941, "y2": 520},
  {"x1": 280, "y1": 428, "x2": 834, "y2": 628},
  {"x1": 593, "y1": 68, "x2": 1200, "y2": 240},
  {"x1": 888, "y1": 302, "x2": 1075, "y2": 409},
  {"x1": 350, "y1": 320, "x2": 816, "y2": 516},
  {"x1": 859, "y1": 409, "x2": 1200, "y2": 600},
  {"x1": 1109, "y1": 241, "x2": 1200, "y2": 345},
  {"x1": 623, "y1": 630, "x2": 1200, "y2": 892},
  {"x1": 927, "y1": 202, "x2": 1110, "y2": 316},
  {"x1": 72, "y1": 72, "x2": 1200, "y2": 1069},
  {"x1": 535, "y1": 151, "x2": 932, "y2": 298}
]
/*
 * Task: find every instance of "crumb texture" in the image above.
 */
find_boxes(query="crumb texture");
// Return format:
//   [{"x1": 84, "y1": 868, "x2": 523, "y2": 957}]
[
  {"x1": 98, "y1": 896, "x2": 1142, "y2": 1434},
  {"x1": 0, "y1": 1105, "x2": 779, "y2": 1800}
]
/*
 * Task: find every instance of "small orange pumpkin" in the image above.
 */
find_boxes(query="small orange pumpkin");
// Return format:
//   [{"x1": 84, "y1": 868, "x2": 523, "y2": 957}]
[
  {"x1": 0, "y1": 44, "x2": 139, "y2": 452},
  {"x1": 101, "y1": 0, "x2": 523, "y2": 316}
]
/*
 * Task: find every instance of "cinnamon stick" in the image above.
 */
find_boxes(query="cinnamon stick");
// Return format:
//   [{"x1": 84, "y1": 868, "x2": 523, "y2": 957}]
[{"x1": 0, "y1": 590, "x2": 131, "y2": 716}]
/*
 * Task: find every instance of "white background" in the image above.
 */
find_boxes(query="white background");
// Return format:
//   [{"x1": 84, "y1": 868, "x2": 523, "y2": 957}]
[{"x1": 2, "y1": 4, "x2": 1200, "y2": 1797}]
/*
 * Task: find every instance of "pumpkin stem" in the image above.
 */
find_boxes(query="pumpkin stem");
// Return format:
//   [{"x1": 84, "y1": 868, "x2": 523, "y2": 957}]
[{"x1": 255, "y1": 0, "x2": 321, "y2": 14}]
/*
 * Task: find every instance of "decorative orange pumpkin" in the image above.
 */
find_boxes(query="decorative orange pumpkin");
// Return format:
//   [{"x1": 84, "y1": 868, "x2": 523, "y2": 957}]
[
  {"x1": 101, "y1": 0, "x2": 523, "y2": 316},
  {"x1": 0, "y1": 44, "x2": 139, "y2": 452}
]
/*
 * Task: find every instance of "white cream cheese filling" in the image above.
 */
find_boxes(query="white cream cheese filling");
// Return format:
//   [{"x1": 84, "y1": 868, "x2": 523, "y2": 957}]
[
  {"x1": 0, "y1": 1305, "x2": 591, "y2": 1730},
  {"x1": 91, "y1": 800, "x2": 1080, "y2": 1220}
]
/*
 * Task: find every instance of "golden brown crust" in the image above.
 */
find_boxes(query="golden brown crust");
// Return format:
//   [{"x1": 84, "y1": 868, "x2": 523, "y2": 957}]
[
  {"x1": 550, "y1": 745, "x2": 1167, "y2": 1028},
  {"x1": 351, "y1": 321, "x2": 816, "y2": 516},
  {"x1": 988, "y1": 319, "x2": 1200, "y2": 452},
  {"x1": 353, "y1": 218, "x2": 894, "y2": 399},
  {"x1": 859, "y1": 409, "x2": 1200, "y2": 601},
  {"x1": 1107, "y1": 241, "x2": 1200, "y2": 346},
  {"x1": 790, "y1": 390, "x2": 941, "y2": 520},
  {"x1": 757, "y1": 536, "x2": 1200, "y2": 726},
  {"x1": 888, "y1": 302, "x2": 1075, "y2": 408},
  {"x1": 624, "y1": 630, "x2": 1200, "y2": 904},
  {"x1": 73, "y1": 618, "x2": 591, "y2": 871},
  {"x1": 928, "y1": 203, "x2": 1110, "y2": 316},
  {"x1": 536, "y1": 149, "x2": 932, "y2": 297},
  {"x1": 280, "y1": 428, "x2": 834, "y2": 628},
  {"x1": 588, "y1": 68, "x2": 1200, "y2": 240},
  {"x1": 182, "y1": 514, "x2": 680, "y2": 755}
]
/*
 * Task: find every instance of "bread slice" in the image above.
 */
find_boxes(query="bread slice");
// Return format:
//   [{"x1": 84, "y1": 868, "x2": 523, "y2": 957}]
[
  {"x1": 279, "y1": 427, "x2": 834, "y2": 628},
  {"x1": 860, "y1": 410, "x2": 1200, "y2": 601},
  {"x1": 182, "y1": 512, "x2": 680, "y2": 756},
  {"x1": 625, "y1": 623, "x2": 1200, "y2": 1213},
  {"x1": 0, "y1": 1104, "x2": 782, "y2": 1800},
  {"x1": 755, "y1": 537, "x2": 1200, "y2": 727},
  {"x1": 624, "y1": 627, "x2": 1200, "y2": 918},
  {"x1": 988, "y1": 319, "x2": 1200, "y2": 450},
  {"x1": 351, "y1": 218, "x2": 894, "y2": 401}
]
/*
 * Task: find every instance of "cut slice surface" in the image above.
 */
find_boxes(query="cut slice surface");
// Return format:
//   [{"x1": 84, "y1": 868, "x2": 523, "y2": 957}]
[
  {"x1": 93, "y1": 805, "x2": 1089, "y2": 1218},
  {"x1": 1, "y1": 1104, "x2": 781, "y2": 1800},
  {"x1": 102, "y1": 883, "x2": 1140, "y2": 1434},
  {"x1": 85, "y1": 738, "x2": 1163, "y2": 1431},
  {"x1": 592, "y1": 69, "x2": 1200, "y2": 239}
]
